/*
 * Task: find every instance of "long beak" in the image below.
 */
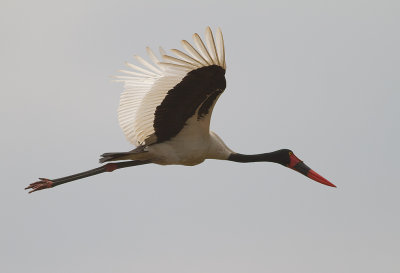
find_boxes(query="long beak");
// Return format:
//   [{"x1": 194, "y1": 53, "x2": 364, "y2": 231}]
[{"x1": 289, "y1": 154, "x2": 336, "y2": 188}]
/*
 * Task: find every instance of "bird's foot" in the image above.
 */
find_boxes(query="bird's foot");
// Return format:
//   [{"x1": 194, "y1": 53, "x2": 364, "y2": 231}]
[{"x1": 25, "y1": 178, "x2": 54, "y2": 193}]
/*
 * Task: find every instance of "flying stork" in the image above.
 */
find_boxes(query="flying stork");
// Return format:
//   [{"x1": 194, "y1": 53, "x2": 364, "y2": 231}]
[{"x1": 25, "y1": 27, "x2": 335, "y2": 193}]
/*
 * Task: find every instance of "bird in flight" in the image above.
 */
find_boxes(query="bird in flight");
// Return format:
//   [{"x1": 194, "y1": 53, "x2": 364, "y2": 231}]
[{"x1": 25, "y1": 27, "x2": 335, "y2": 193}]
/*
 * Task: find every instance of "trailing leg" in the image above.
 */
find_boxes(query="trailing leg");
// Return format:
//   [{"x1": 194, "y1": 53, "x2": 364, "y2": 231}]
[{"x1": 25, "y1": 160, "x2": 150, "y2": 193}]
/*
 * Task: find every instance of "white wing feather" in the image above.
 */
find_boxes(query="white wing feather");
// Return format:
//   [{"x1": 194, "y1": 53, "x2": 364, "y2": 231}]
[
  {"x1": 117, "y1": 27, "x2": 226, "y2": 146},
  {"x1": 205, "y1": 26, "x2": 219, "y2": 66}
]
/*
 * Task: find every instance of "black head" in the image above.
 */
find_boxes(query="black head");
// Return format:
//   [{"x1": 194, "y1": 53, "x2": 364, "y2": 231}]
[{"x1": 269, "y1": 149, "x2": 293, "y2": 166}]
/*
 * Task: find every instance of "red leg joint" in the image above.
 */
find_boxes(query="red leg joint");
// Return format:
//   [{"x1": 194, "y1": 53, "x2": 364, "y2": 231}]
[{"x1": 105, "y1": 163, "x2": 118, "y2": 172}]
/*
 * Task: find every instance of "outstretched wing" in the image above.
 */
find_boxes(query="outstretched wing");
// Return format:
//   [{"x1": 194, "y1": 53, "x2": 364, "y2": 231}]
[{"x1": 115, "y1": 27, "x2": 226, "y2": 146}]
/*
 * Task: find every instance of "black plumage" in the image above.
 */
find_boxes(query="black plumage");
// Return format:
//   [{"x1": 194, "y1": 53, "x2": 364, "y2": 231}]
[{"x1": 153, "y1": 65, "x2": 226, "y2": 143}]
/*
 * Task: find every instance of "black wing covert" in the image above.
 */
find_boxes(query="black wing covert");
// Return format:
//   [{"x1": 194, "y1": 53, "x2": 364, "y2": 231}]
[{"x1": 153, "y1": 65, "x2": 226, "y2": 143}]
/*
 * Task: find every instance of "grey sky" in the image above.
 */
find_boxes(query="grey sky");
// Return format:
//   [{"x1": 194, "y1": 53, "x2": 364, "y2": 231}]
[{"x1": 1, "y1": 0, "x2": 399, "y2": 272}]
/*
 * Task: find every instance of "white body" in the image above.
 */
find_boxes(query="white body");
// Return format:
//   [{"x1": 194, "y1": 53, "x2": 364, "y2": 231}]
[
  {"x1": 148, "y1": 131, "x2": 232, "y2": 166},
  {"x1": 128, "y1": 115, "x2": 233, "y2": 165}
]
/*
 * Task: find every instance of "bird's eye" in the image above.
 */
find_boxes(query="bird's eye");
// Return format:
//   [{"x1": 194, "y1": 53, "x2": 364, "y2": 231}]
[{"x1": 288, "y1": 151, "x2": 293, "y2": 156}]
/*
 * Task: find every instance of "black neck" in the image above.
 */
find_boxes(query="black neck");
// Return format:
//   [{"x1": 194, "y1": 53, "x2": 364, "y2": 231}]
[{"x1": 228, "y1": 150, "x2": 289, "y2": 165}]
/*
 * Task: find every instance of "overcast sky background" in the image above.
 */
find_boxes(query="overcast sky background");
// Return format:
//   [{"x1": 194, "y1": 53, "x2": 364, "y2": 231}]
[{"x1": 1, "y1": 0, "x2": 399, "y2": 272}]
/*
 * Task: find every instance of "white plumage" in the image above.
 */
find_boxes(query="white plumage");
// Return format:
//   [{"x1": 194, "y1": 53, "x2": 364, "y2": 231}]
[{"x1": 116, "y1": 27, "x2": 226, "y2": 147}]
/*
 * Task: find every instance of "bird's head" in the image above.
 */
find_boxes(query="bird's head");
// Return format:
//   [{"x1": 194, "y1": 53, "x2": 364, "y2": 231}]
[{"x1": 273, "y1": 149, "x2": 336, "y2": 187}]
